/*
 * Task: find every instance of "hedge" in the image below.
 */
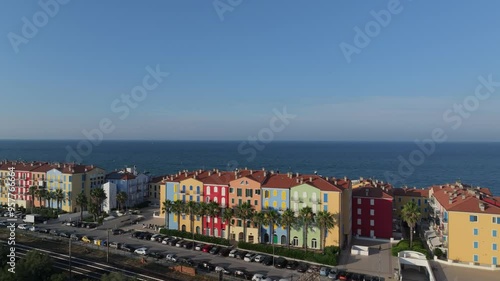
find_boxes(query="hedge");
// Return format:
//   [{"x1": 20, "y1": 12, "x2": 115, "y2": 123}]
[
  {"x1": 391, "y1": 239, "x2": 430, "y2": 259},
  {"x1": 159, "y1": 228, "x2": 231, "y2": 246},
  {"x1": 237, "y1": 242, "x2": 339, "y2": 266}
]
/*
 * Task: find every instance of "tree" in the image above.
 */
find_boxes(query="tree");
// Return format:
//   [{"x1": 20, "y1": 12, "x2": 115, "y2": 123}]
[
  {"x1": 54, "y1": 189, "x2": 65, "y2": 211},
  {"x1": 235, "y1": 202, "x2": 254, "y2": 243},
  {"x1": 401, "y1": 201, "x2": 421, "y2": 249},
  {"x1": 161, "y1": 199, "x2": 173, "y2": 229},
  {"x1": 8, "y1": 250, "x2": 55, "y2": 281},
  {"x1": 197, "y1": 202, "x2": 208, "y2": 235},
  {"x1": 316, "y1": 211, "x2": 336, "y2": 254},
  {"x1": 298, "y1": 206, "x2": 314, "y2": 254},
  {"x1": 206, "y1": 201, "x2": 220, "y2": 237},
  {"x1": 117, "y1": 192, "x2": 128, "y2": 211},
  {"x1": 76, "y1": 192, "x2": 88, "y2": 222},
  {"x1": 88, "y1": 201, "x2": 99, "y2": 221},
  {"x1": 222, "y1": 207, "x2": 234, "y2": 240},
  {"x1": 46, "y1": 191, "x2": 55, "y2": 210},
  {"x1": 254, "y1": 211, "x2": 266, "y2": 243},
  {"x1": 28, "y1": 185, "x2": 37, "y2": 213},
  {"x1": 187, "y1": 201, "x2": 199, "y2": 245},
  {"x1": 35, "y1": 187, "x2": 45, "y2": 210},
  {"x1": 90, "y1": 187, "x2": 107, "y2": 216},
  {"x1": 172, "y1": 200, "x2": 184, "y2": 231},
  {"x1": 265, "y1": 209, "x2": 280, "y2": 245},
  {"x1": 280, "y1": 209, "x2": 295, "y2": 249}
]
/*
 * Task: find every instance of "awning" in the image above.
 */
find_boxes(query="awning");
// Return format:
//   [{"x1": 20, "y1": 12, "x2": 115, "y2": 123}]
[
  {"x1": 425, "y1": 230, "x2": 437, "y2": 240},
  {"x1": 430, "y1": 237, "x2": 442, "y2": 247}
]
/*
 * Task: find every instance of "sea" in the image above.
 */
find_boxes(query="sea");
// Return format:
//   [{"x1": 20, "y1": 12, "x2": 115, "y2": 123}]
[{"x1": 0, "y1": 140, "x2": 498, "y2": 196}]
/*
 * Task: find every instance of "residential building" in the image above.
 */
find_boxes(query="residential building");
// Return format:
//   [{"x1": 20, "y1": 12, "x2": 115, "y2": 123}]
[
  {"x1": 352, "y1": 179, "x2": 394, "y2": 239},
  {"x1": 105, "y1": 166, "x2": 150, "y2": 207},
  {"x1": 102, "y1": 182, "x2": 117, "y2": 213},
  {"x1": 393, "y1": 187, "x2": 430, "y2": 220},
  {"x1": 429, "y1": 182, "x2": 500, "y2": 267},
  {"x1": 148, "y1": 176, "x2": 165, "y2": 206},
  {"x1": 228, "y1": 169, "x2": 267, "y2": 243},
  {"x1": 0, "y1": 161, "x2": 47, "y2": 208},
  {"x1": 177, "y1": 170, "x2": 209, "y2": 234}
]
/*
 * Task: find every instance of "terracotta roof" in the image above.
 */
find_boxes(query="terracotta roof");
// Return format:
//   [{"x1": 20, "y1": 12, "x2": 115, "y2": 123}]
[
  {"x1": 234, "y1": 170, "x2": 268, "y2": 184},
  {"x1": 0, "y1": 161, "x2": 99, "y2": 174},
  {"x1": 392, "y1": 187, "x2": 429, "y2": 197},
  {"x1": 431, "y1": 183, "x2": 500, "y2": 214},
  {"x1": 201, "y1": 171, "x2": 236, "y2": 185},
  {"x1": 262, "y1": 173, "x2": 300, "y2": 189},
  {"x1": 150, "y1": 175, "x2": 168, "y2": 184},
  {"x1": 106, "y1": 171, "x2": 136, "y2": 180},
  {"x1": 352, "y1": 186, "x2": 393, "y2": 199}
]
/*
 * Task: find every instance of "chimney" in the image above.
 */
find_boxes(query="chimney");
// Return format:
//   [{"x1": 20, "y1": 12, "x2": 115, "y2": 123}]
[
  {"x1": 262, "y1": 167, "x2": 265, "y2": 171},
  {"x1": 334, "y1": 180, "x2": 337, "y2": 185},
  {"x1": 208, "y1": 171, "x2": 212, "y2": 176},
  {"x1": 365, "y1": 189, "x2": 369, "y2": 197},
  {"x1": 479, "y1": 203, "x2": 485, "y2": 211},
  {"x1": 296, "y1": 178, "x2": 299, "y2": 183},
  {"x1": 250, "y1": 170, "x2": 253, "y2": 174},
  {"x1": 326, "y1": 177, "x2": 329, "y2": 181},
  {"x1": 309, "y1": 177, "x2": 312, "y2": 182},
  {"x1": 360, "y1": 177, "x2": 364, "y2": 181},
  {"x1": 264, "y1": 171, "x2": 267, "y2": 177},
  {"x1": 448, "y1": 197, "x2": 453, "y2": 205},
  {"x1": 218, "y1": 172, "x2": 221, "y2": 177},
  {"x1": 271, "y1": 170, "x2": 275, "y2": 175},
  {"x1": 462, "y1": 194, "x2": 466, "y2": 200},
  {"x1": 300, "y1": 178, "x2": 304, "y2": 184},
  {"x1": 296, "y1": 173, "x2": 299, "y2": 177}
]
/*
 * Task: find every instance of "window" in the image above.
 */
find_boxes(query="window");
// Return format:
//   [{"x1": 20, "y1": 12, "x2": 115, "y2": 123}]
[
  {"x1": 493, "y1": 244, "x2": 498, "y2": 251},
  {"x1": 370, "y1": 199, "x2": 374, "y2": 206},
  {"x1": 493, "y1": 257, "x2": 498, "y2": 266},
  {"x1": 229, "y1": 188, "x2": 233, "y2": 193},
  {"x1": 237, "y1": 189, "x2": 242, "y2": 196},
  {"x1": 190, "y1": 185, "x2": 193, "y2": 191},
  {"x1": 255, "y1": 190, "x2": 261, "y2": 195},
  {"x1": 357, "y1": 219, "x2": 361, "y2": 225},
  {"x1": 292, "y1": 237, "x2": 299, "y2": 246},
  {"x1": 254, "y1": 200, "x2": 258, "y2": 206},
  {"x1": 206, "y1": 187, "x2": 210, "y2": 195},
  {"x1": 264, "y1": 190, "x2": 270, "y2": 198},
  {"x1": 474, "y1": 241, "x2": 479, "y2": 249},
  {"x1": 311, "y1": 238, "x2": 317, "y2": 249},
  {"x1": 473, "y1": 229, "x2": 478, "y2": 236},
  {"x1": 370, "y1": 209, "x2": 375, "y2": 216},
  {"x1": 357, "y1": 198, "x2": 361, "y2": 205},
  {"x1": 282, "y1": 191, "x2": 286, "y2": 200},
  {"x1": 222, "y1": 187, "x2": 226, "y2": 194},
  {"x1": 370, "y1": 220, "x2": 374, "y2": 226},
  {"x1": 214, "y1": 186, "x2": 218, "y2": 193},
  {"x1": 303, "y1": 192, "x2": 307, "y2": 199},
  {"x1": 324, "y1": 194, "x2": 328, "y2": 203},
  {"x1": 273, "y1": 190, "x2": 277, "y2": 197},
  {"x1": 473, "y1": 255, "x2": 479, "y2": 263},
  {"x1": 470, "y1": 215, "x2": 478, "y2": 222},
  {"x1": 493, "y1": 217, "x2": 500, "y2": 224},
  {"x1": 324, "y1": 205, "x2": 327, "y2": 211},
  {"x1": 357, "y1": 208, "x2": 361, "y2": 215},
  {"x1": 493, "y1": 230, "x2": 498, "y2": 237},
  {"x1": 237, "y1": 220, "x2": 242, "y2": 227}
]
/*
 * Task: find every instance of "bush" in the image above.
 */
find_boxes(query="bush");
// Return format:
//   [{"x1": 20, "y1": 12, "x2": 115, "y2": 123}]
[
  {"x1": 159, "y1": 229, "x2": 231, "y2": 246},
  {"x1": 133, "y1": 201, "x2": 150, "y2": 209},
  {"x1": 237, "y1": 242, "x2": 339, "y2": 266},
  {"x1": 392, "y1": 239, "x2": 430, "y2": 259},
  {"x1": 433, "y1": 248, "x2": 444, "y2": 258}
]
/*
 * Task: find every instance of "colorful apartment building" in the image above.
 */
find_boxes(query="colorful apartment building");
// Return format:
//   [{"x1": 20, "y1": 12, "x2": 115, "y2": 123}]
[
  {"x1": 177, "y1": 170, "x2": 209, "y2": 234},
  {"x1": 105, "y1": 166, "x2": 150, "y2": 207},
  {"x1": 0, "y1": 161, "x2": 47, "y2": 208},
  {"x1": 228, "y1": 169, "x2": 267, "y2": 243},
  {"x1": 148, "y1": 176, "x2": 165, "y2": 205},
  {"x1": 393, "y1": 187, "x2": 430, "y2": 220},
  {"x1": 429, "y1": 182, "x2": 500, "y2": 267},
  {"x1": 352, "y1": 179, "x2": 393, "y2": 239}
]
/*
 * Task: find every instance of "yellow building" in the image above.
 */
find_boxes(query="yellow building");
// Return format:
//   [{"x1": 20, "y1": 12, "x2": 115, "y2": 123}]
[
  {"x1": 321, "y1": 177, "x2": 352, "y2": 248},
  {"x1": 429, "y1": 183, "x2": 500, "y2": 267},
  {"x1": 148, "y1": 176, "x2": 164, "y2": 206},
  {"x1": 393, "y1": 187, "x2": 430, "y2": 220},
  {"x1": 176, "y1": 171, "x2": 208, "y2": 234}
]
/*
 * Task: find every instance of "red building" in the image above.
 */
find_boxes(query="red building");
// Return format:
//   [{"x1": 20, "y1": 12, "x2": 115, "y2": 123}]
[
  {"x1": 352, "y1": 180, "x2": 393, "y2": 239},
  {"x1": 201, "y1": 171, "x2": 235, "y2": 239}
]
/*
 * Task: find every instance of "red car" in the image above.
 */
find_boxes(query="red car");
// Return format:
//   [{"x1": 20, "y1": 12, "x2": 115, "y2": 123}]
[{"x1": 202, "y1": 244, "x2": 213, "y2": 253}]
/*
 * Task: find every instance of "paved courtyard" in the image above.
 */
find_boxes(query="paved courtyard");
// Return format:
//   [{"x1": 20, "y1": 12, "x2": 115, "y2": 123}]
[
  {"x1": 431, "y1": 261, "x2": 499, "y2": 281},
  {"x1": 338, "y1": 238, "x2": 397, "y2": 280}
]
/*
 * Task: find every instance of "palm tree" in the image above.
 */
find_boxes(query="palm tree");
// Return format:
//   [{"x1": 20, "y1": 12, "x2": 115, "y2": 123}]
[
  {"x1": 206, "y1": 201, "x2": 220, "y2": 237},
  {"x1": 28, "y1": 185, "x2": 37, "y2": 213},
  {"x1": 197, "y1": 202, "x2": 208, "y2": 235},
  {"x1": 116, "y1": 192, "x2": 128, "y2": 211},
  {"x1": 222, "y1": 208, "x2": 234, "y2": 240},
  {"x1": 54, "y1": 189, "x2": 65, "y2": 211},
  {"x1": 90, "y1": 188, "x2": 107, "y2": 215},
  {"x1": 172, "y1": 200, "x2": 184, "y2": 231},
  {"x1": 316, "y1": 211, "x2": 336, "y2": 254},
  {"x1": 254, "y1": 212, "x2": 266, "y2": 243},
  {"x1": 76, "y1": 193, "x2": 88, "y2": 222},
  {"x1": 265, "y1": 209, "x2": 280, "y2": 245},
  {"x1": 161, "y1": 199, "x2": 173, "y2": 229},
  {"x1": 88, "y1": 201, "x2": 99, "y2": 221},
  {"x1": 298, "y1": 206, "x2": 314, "y2": 254},
  {"x1": 46, "y1": 191, "x2": 56, "y2": 210},
  {"x1": 186, "y1": 201, "x2": 198, "y2": 245},
  {"x1": 235, "y1": 202, "x2": 254, "y2": 243},
  {"x1": 401, "y1": 201, "x2": 421, "y2": 248},
  {"x1": 281, "y1": 209, "x2": 295, "y2": 249}
]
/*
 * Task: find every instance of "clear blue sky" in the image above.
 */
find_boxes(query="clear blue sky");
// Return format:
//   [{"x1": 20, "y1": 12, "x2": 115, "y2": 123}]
[{"x1": 1, "y1": 0, "x2": 500, "y2": 141}]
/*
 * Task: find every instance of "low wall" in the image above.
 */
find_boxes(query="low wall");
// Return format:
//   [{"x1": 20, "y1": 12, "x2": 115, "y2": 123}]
[
  {"x1": 173, "y1": 265, "x2": 196, "y2": 276},
  {"x1": 351, "y1": 245, "x2": 370, "y2": 256}
]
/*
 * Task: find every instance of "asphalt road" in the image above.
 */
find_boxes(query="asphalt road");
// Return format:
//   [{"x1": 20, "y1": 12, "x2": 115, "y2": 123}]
[{"x1": 2, "y1": 215, "x2": 317, "y2": 281}]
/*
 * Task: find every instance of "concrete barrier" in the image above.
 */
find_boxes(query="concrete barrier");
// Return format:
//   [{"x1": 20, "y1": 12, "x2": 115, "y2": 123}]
[{"x1": 351, "y1": 245, "x2": 370, "y2": 256}]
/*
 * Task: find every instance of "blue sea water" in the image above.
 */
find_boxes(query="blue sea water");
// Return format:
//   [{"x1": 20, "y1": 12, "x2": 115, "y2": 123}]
[{"x1": 0, "y1": 140, "x2": 498, "y2": 195}]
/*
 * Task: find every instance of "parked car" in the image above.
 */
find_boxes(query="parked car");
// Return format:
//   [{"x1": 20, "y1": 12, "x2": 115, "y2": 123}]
[
  {"x1": 81, "y1": 236, "x2": 92, "y2": 243},
  {"x1": 274, "y1": 257, "x2": 288, "y2": 268},
  {"x1": 162, "y1": 237, "x2": 173, "y2": 244},
  {"x1": 202, "y1": 244, "x2": 213, "y2": 253},
  {"x1": 337, "y1": 270, "x2": 348, "y2": 281},
  {"x1": 328, "y1": 268, "x2": 338, "y2": 279},
  {"x1": 59, "y1": 232, "x2": 70, "y2": 238},
  {"x1": 112, "y1": 229, "x2": 125, "y2": 235},
  {"x1": 228, "y1": 249, "x2": 238, "y2": 258},
  {"x1": 286, "y1": 260, "x2": 299, "y2": 270},
  {"x1": 50, "y1": 229, "x2": 60, "y2": 236},
  {"x1": 195, "y1": 243, "x2": 205, "y2": 251},
  {"x1": 109, "y1": 242, "x2": 122, "y2": 249},
  {"x1": 147, "y1": 251, "x2": 165, "y2": 259},
  {"x1": 143, "y1": 233, "x2": 153, "y2": 240},
  {"x1": 244, "y1": 252, "x2": 257, "y2": 262},
  {"x1": 175, "y1": 240, "x2": 185, "y2": 247},
  {"x1": 155, "y1": 235, "x2": 167, "y2": 242},
  {"x1": 29, "y1": 226, "x2": 39, "y2": 232},
  {"x1": 262, "y1": 256, "x2": 274, "y2": 266},
  {"x1": 209, "y1": 246, "x2": 221, "y2": 255},
  {"x1": 234, "y1": 270, "x2": 252, "y2": 280},
  {"x1": 320, "y1": 267, "x2": 330, "y2": 276},
  {"x1": 351, "y1": 273, "x2": 365, "y2": 281},
  {"x1": 134, "y1": 247, "x2": 148, "y2": 255},
  {"x1": 132, "y1": 231, "x2": 143, "y2": 238},
  {"x1": 168, "y1": 238, "x2": 180, "y2": 246},
  {"x1": 215, "y1": 266, "x2": 231, "y2": 274},
  {"x1": 150, "y1": 234, "x2": 161, "y2": 241},
  {"x1": 183, "y1": 241, "x2": 194, "y2": 249},
  {"x1": 297, "y1": 263, "x2": 309, "y2": 273},
  {"x1": 235, "y1": 251, "x2": 248, "y2": 259},
  {"x1": 38, "y1": 228, "x2": 49, "y2": 234},
  {"x1": 165, "y1": 254, "x2": 177, "y2": 262},
  {"x1": 308, "y1": 265, "x2": 320, "y2": 273},
  {"x1": 254, "y1": 254, "x2": 268, "y2": 263},
  {"x1": 17, "y1": 224, "x2": 28, "y2": 230},
  {"x1": 178, "y1": 257, "x2": 195, "y2": 266},
  {"x1": 70, "y1": 234, "x2": 81, "y2": 241},
  {"x1": 197, "y1": 261, "x2": 216, "y2": 272},
  {"x1": 121, "y1": 244, "x2": 135, "y2": 252},
  {"x1": 218, "y1": 247, "x2": 231, "y2": 257}
]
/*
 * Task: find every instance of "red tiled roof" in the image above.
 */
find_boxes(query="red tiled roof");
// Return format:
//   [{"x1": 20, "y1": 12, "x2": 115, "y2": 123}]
[
  {"x1": 432, "y1": 183, "x2": 500, "y2": 214},
  {"x1": 353, "y1": 186, "x2": 393, "y2": 199},
  {"x1": 262, "y1": 173, "x2": 300, "y2": 189},
  {"x1": 392, "y1": 187, "x2": 429, "y2": 197},
  {"x1": 201, "y1": 171, "x2": 236, "y2": 185}
]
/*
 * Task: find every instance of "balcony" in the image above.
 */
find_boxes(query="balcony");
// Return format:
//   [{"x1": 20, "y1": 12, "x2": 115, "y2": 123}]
[
  {"x1": 291, "y1": 197, "x2": 303, "y2": 203},
  {"x1": 310, "y1": 198, "x2": 321, "y2": 204}
]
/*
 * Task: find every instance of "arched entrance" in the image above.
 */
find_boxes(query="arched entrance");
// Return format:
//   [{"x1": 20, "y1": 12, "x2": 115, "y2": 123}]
[
  {"x1": 238, "y1": 232, "x2": 244, "y2": 241},
  {"x1": 264, "y1": 234, "x2": 270, "y2": 243},
  {"x1": 281, "y1": 235, "x2": 286, "y2": 245},
  {"x1": 182, "y1": 225, "x2": 186, "y2": 232}
]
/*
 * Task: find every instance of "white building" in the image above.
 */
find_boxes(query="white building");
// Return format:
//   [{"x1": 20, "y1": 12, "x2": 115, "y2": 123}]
[
  {"x1": 102, "y1": 182, "x2": 117, "y2": 213},
  {"x1": 105, "y1": 166, "x2": 150, "y2": 207}
]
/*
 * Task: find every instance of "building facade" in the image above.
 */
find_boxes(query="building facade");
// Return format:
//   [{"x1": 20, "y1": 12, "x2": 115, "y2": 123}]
[
  {"x1": 352, "y1": 183, "x2": 393, "y2": 239},
  {"x1": 202, "y1": 171, "x2": 234, "y2": 238},
  {"x1": 105, "y1": 166, "x2": 150, "y2": 207}
]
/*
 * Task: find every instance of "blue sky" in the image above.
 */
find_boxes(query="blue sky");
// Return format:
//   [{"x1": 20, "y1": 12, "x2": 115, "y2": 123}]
[{"x1": 1, "y1": 0, "x2": 500, "y2": 141}]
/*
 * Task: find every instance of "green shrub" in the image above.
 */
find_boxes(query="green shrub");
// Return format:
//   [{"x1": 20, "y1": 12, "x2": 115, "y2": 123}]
[
  {"x1": 392, "y1": 239, "x2": 430, "y2": 259},
  {"x1": 433, "y1": 248, "x2": 444, "y2": 258},
  {"x1": 133, "y1": 201, "x2": 150, "y2": 209}
]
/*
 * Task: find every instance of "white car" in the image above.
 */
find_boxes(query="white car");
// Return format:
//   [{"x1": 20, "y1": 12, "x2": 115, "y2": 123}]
[
  {"x1": 175, "y1": 240, "x2": 184, "y2": 247},
  {"x1": 252, "y1": 274, "x2": 272, "y2": 281},
  {"x1": 215, "y1": 266, "x2": 230, "y2": 274},
  {"x1": 195, "y1": 243, "x2": 204, "y2": 251},
  {"x1": 150, "y1": 234, "x2": 161, "y2": 241},
  {"x1": 244, "y1": 253, "x2": 257, "y2": 262},
  {"x1": 29, "y1": 226, "x2": 38, "y2": 232},
  {"x1": 17, "y1": 224, "x2": 28, "y2": 230},
  {"x1": 254, "y1": 254, "x2": 266, "y2": 262},
  {"x1": 134, "y1": 247, "x2": 148, "y2": 255},
  {"x1": 166, "y1": 254, "x2": 177, "y2": 262},
  {"x1": 228, "y1": 249, "x2": 238, "y2": 258}
]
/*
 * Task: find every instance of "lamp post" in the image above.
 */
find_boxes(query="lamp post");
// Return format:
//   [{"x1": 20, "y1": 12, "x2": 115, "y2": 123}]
[{"x1": 69, "y1": 237, "x2": 72, "y2": 280}]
